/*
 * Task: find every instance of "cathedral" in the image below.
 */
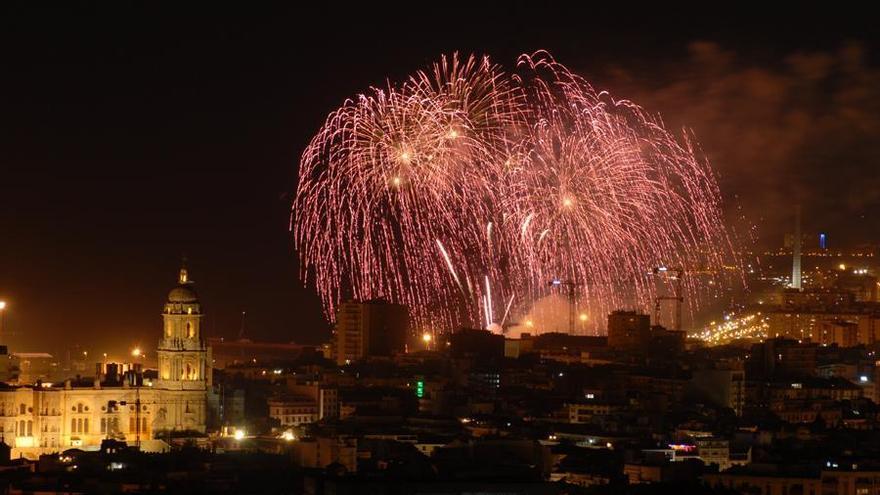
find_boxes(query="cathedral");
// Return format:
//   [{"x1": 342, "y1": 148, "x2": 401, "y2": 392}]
[{"x1": 0, "y1": 266, "x2": 210, "y2": 459}]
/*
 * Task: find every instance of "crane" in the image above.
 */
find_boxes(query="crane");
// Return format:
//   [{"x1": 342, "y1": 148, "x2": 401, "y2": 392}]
[
  {"x1": 651, "y1": 266, "x2": 684, "y2": 331},
  {"x1": 548, "y1": 278, "x2": 582, "y2": 334}
]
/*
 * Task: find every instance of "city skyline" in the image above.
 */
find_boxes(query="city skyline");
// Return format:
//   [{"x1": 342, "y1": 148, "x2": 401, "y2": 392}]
[
  {"x1": 2, "y1": 5, "x2": 879, "y2": 353},
  {"x1": 4, "y1": 6, "x2": 880, "y2": 493}
]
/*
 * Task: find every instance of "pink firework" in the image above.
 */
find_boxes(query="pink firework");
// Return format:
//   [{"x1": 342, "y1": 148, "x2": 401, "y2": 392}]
[
  {"x1": 504, "y1": 53, "x2": 733, "y2": 328},
  {"x1": 294, "y1": 54, "x2": 519, "y2": 327},
  {"x1": 294, "y1": 51, "x2": 736, "y2": 333}
]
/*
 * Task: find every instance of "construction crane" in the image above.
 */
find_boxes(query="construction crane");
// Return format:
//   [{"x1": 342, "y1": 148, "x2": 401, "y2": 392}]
[
  {"x1": 548, "y1": 278, "x2": 582, "y2": 334},
  {"x1": 651, "y1": 266, "x2": 684, "y2": 331}
]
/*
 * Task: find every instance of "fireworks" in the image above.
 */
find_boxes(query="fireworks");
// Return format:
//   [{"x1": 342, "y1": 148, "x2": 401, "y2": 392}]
[{"x1": 294, "y1": 51, "x2": 737, "y2": 333}]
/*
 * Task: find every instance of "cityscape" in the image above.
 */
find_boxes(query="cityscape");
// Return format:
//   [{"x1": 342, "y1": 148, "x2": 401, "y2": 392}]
[{"x1": 2, "y1": 5, "x2": 880, "y2": 495}]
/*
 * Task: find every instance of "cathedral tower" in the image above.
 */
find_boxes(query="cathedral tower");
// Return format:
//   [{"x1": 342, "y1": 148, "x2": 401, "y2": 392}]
[{"x1": 157, "y1": 265, "x2": 208, "y2": 391}]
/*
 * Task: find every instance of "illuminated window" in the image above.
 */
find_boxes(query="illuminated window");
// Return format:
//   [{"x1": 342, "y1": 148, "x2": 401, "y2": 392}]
[{"x1": 186, "y1": 322, "x2": 194, "y2": 338}]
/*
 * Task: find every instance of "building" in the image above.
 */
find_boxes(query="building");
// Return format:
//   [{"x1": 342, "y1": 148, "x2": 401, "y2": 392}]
[
  {"x1": 607, "y1": 311, "x2": 650, "y2": 349},
  {"x1": 0, "y1": 266, "x2": 210, "y2": 459},
  {"x1": 289, "y1": 435, "x2": 358, "y2": 473},
  {"x1": 690, "y1": 365, "x2": 746, "y2": 416},
  {"x1": 0, "y1": 346, "x2": 12, "y2": 382},
  {"x1": 564, "y1": 401, "x2": 624, "y2": 423},
  {"x1": 334, "y1": 300, "x2": 409, "y2": 365},
  {"x1": 506, "y1": 333, "x2": 609, "y2": 363},
  {"x1": 286, "y1": 379, "x2": 338, "y2": 421},
  {"x1": 649, "y1": 327, "x2": 686, "y2": 355},
  {"x1": 12, "y1": 353, "x2": 56, "y2": 384},
  {"x1": 268, "y1": 395, "x2": 318, "y2": 427},
  {"x1": 450, "y1": 329, "x2": 505, "y2": 360},
  {"x1": 764, "y1": 287, "x2": 880, "y2": 344},
  {"x1": 836, "y1": 271, "x2": 879, "y2": 302},
  {"x1": 695, "y1": 438, "x2": 747, "y2": 472},
  {"x1": 748, "y1": 338, "x2": 818, "y2": 378},
  {"x1": 705, "y1": 468, "x2": 880, "y2": 495},
  {"x1": 504, "y1": 335, "x2": 534, "y2": 359},
  {"x1": 819, "y1": 320, "x2": 859, "y2": 347}
]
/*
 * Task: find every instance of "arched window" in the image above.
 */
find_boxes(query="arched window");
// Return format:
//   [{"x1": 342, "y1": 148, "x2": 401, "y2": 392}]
[
  {"x1": 186, "y1": 322, "x2": 194, "y2": 338},
  {"x1": 71, "y1": 418, "x2": 76, "y2": 432},
  {"x1": 185, "y1": 363, "x2": 192, "y2": 380},
  {"x1": 83, "y1": 418, "x2": 88, "y2": 434},
  {"x1": 19, "y1": 404, "x2": 25, "y2": 415},
  {"x1": 27, "y1": 420, "x2": 32, "y2": 436},
  {"x1": 77, "y1": 418, "x2": 83, "y2": 433},
  {"x1": 77, "y1": 403, "x2": 83, "y2": 413}
]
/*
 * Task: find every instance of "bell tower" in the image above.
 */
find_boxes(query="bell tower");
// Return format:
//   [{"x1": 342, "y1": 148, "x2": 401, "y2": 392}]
[{"x1": 157, "y1": 264, "x2": 208, "y2": 391}]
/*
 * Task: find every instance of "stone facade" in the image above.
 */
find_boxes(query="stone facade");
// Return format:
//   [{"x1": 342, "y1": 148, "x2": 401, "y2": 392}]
[{"x1": 1, "y1": 266, "x2": 209, "y2": 459}]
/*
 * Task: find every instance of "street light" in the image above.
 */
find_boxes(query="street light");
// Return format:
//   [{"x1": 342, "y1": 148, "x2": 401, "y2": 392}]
[
  {"x1": 0, "y1": 301, "x2": 6, "y2": 344},
  {"x1": 421, "y1": 332, "x2": 432, "y2": 349},
  {"x1": 131, "y1": 348, "x2": 142, "y2": 358}
]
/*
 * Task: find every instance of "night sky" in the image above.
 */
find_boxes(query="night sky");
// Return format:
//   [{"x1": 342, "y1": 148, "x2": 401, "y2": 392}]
[{"x1": 1, "y1": 5, "x2": 878, "y2": 354}]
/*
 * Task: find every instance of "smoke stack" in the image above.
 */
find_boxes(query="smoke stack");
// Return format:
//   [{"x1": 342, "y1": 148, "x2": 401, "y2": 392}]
[{"x1": 792, "y1": 205, "x2": 802, "y2": 290}]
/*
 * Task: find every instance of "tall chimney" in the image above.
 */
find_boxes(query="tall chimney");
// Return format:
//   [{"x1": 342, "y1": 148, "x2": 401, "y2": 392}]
[{"x1": 791, "y1": 205, "x2": 802, "y2": 290}]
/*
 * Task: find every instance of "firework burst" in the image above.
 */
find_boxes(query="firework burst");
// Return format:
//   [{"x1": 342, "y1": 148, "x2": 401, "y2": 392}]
[{"x1": 294, "y1": 51, "x2": 737, "y2": 333}]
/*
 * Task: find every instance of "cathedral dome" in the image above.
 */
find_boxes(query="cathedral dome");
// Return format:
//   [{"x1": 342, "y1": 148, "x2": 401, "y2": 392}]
[
  {"x1": 167, "y1": 266, "x2": 199, "y2": 303},
  {"x1": 168, "y1": 285, "x2": 198, "y2": 303}
]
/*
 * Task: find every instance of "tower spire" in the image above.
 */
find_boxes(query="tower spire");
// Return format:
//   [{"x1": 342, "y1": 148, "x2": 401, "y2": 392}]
[
  {"x1": 791, "y1": 205, "x2": 802, "y2": 290},
  {"x1": 179, "y1": 255, "x2": 189, "y2": 284}
]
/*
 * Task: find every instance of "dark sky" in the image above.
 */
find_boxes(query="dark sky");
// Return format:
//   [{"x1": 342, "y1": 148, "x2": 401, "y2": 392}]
[{"x1": 1, "y1": 4, "x2": 878, "y2": 354}]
